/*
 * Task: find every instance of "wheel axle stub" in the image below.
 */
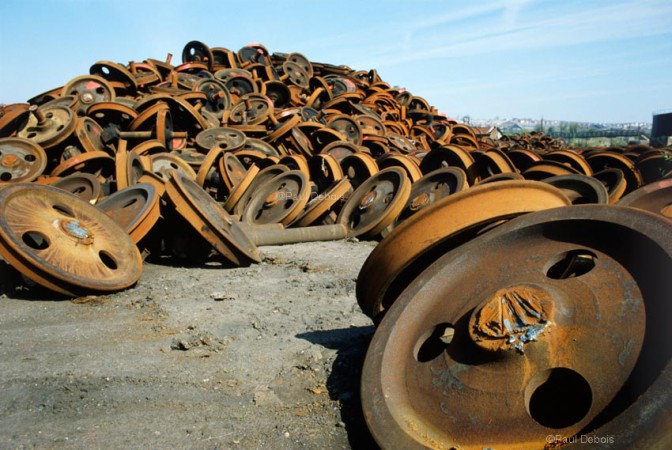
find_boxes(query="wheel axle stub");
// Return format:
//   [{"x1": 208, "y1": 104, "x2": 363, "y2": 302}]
[
  {"x1": 361, "y1": 205, "x2": 672, "y2": 450},
  {"x1": 0, "y1": 183, "x2": 142, "y2": 296}
]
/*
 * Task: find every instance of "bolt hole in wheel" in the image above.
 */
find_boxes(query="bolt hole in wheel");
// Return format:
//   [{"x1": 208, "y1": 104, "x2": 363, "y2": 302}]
[
  {"x1": 545, "y1": 249, "x2": 596, "y2": 279},
  {"x1": 53, "y1": 204, "x2": 75, "y2": 217},
  {"x1": 22, "y1": 231, "x2": 50, "y2": 250},
  {"x1": 414, "y1": 323, "x2": 455, "y2": 362},
  {"x1": 0, "y1": 173, "x2": 11, "y2": 182},
  {"x1": 99, "y1": 251, "x2": 118, "y2": 270},
  {"x1": 24, "y1": 154, "x2": 36, "y2": 162},
  {"x1": 525, "y1": 368, "x2": 592, "y2": 429}
]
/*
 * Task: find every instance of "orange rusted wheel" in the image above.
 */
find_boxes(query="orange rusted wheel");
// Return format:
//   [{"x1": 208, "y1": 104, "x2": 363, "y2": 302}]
[
  {"x1": 544, "y1": 150, "x2": 592, "y2": 176},
  {"x1": 195, "y1": 127, "x2": 246, "y2": 152},
  {"x1": 233, "y1": 164, "x2": 290, "y2": 216},
  {"x1": 18, "y1": 105, "x2": 77, "y2": 150},
  {"x1": 241, "y1": 170, "x2": 311, "y2": 226},
  {"x1": 0, "y1": 137, "x2": 47, "y2": 185},
  {"x1": 96, "y1": 183, "x2": 161, "y2": 243},
  {"x1": 291, "y1": 178, "x2": 353, "y2": 227},
  {"x1": 543, "y1": 174, "x2": 609, "y2": 205},
  {"x1": 0, "y1": 183, "x2": 142, "y2": 296},
  {"x1": 341, "y1": 152, "x2": 378, "y2": 189},
  {"x1": 150, "y1": 152, "x2": 197, "y2": 182},
  {"x1": 51, "y1": 151, "x2": 115, "y2": 179},
  {"x1": 165, "y1": 170, "x2": 260, "y2": 266},
  {"x1": 308, "y1": 154, "x2": 344, "y2": 193},
  {"x1": 223, "y1": 164, "x2": 261, "y2": 212},
  {"x1": 362, "y1": 205, "x2": 672, "y2": 450},
  {"x1": 337, "y1": 167, "x2": 411, "y2": 239},
  {"x1": 219, "y1": 153, "x2": 247, "y2": 192},
  {"x1": 116, "y1": 149, "x2": 148, "y2": 191},
  {"x1": 62, "y1": 75, "x2": 115, "y2": 115},
  {"x1": 394, "y1": 167, "x2": 469, "y2": 226},
  {"x1": 377, "y1": 154, "x2": 423, "y2": 183},
  {"x1": 50, "y1": 173, "x2": 102, "y2": 204},
  {"x1": 593, "y1": 168, "x2": 628, "y2": 204},
  {"x1": 617, "y1": 178, "x2": 672, "y2": 218},
  {"x1": 585, "y1": 151, "x2": 643, "y2": 194},
  {"x1": 419, "y1": 145, "x2": 475, "y2": 177},
  {"x1": 357, "y1": 181, "x2": 571, "y2": 321}
]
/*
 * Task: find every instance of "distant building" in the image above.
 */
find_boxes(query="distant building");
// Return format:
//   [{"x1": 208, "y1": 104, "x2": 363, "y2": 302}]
[
  {"x1": 651, "y1": 110, "x2": 672, "y2": 147},
  {"x1": 472, "y1": 126, "x2": 502, "y2": 140},
  {"x1": 498, "y1": 121, "x2": 525, "y2": 134}
]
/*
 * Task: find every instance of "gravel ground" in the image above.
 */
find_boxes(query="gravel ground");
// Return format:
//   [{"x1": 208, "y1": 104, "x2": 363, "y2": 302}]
[{"x1": 0, "y1": 240, "x2": 380, "y2": 450}]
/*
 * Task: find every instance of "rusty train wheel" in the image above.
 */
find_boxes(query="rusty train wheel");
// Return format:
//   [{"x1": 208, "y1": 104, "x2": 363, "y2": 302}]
[
  {"x1": 361, "y1": 205, "x2": 672, "y2": 450},
  {"x1": 291, "y1": 178, "x2": 353, "y2": 227},
  {"x1": 165, "y1": 171, "x2": 260, "y2": 266},
  {"x1": 357, "y1": 181, "x2": 571, "y2": 321},
  {"x1": 96, "y1": 183, "x2": 161, "y2": 243},
  {"x1": 617, "y1": 179, "x2": 672, "y2": 219},
  {"x1": 0, "y1": 137, "x2": 47, "y2": 185},
  {"x1": 337, "y1": 167, "x2": 411, "y2": 239},
  {"x1": 542, "y1": 174, "x2": 609, "y2": 205},
  {"x1": 242, "y1": 170, "x2": 311, "y2": 226},
  {"x1": 0, "y1": 183, "x2": 142, "y2": 296},
  {"x1": 223, "y1": 164, "x2": 260, "y2": 212},
  {"x1": 232, "y1": 164, "x2": 290, "y2": 216},
  {"x1": 395, "y1": 167, "x2": 469, "y2": 225},
  {"x1": 341, "y1": 152, "x2": 379, "y2": 189},
  {"x1": 50, "y1": 173, "x2": 102, "y2": 204}
]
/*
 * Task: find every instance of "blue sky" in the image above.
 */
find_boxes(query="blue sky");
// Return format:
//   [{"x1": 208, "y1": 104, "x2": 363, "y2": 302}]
[{"x1": 1, "y1": 0, "x2": 670, "y2": 123}]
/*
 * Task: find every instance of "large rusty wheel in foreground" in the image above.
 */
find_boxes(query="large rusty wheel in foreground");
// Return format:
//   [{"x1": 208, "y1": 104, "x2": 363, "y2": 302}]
[
  {"x1": 0, "y1": 183, "x2": 142, "y2": 296},
  {"x1": 362, "y1": 205, "x2": 672, "y2": 450}
]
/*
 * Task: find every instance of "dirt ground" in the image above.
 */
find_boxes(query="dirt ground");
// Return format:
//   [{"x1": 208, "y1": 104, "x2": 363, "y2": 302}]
[{"x1": 0, "y1": 239, "x2": 381, "y2": 450}]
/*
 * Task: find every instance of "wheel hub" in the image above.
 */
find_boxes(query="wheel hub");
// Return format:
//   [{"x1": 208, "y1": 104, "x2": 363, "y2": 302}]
[
  {"x1": 469, "y1": 284, "x2": 553, "y2": 353},
  {"x1": 1, "y1": 154, "x2": 18, "y2": 168},
  {"x1": 59, "y1": 219, "x2": 94, "y2": 244}
]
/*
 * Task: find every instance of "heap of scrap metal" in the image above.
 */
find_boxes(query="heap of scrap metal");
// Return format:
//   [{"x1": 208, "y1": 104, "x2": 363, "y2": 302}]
[{"x1": 1, "y1": 40, "x2": 671, "y2": 449}]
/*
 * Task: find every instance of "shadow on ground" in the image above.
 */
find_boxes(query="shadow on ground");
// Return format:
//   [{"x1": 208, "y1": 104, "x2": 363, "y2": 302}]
[
  {"x1": 0, "y1": 260, "x2": 67, "y2": 301},
  {"x1": 297, "y1": 326, "x2": 379, "y2": 450}
]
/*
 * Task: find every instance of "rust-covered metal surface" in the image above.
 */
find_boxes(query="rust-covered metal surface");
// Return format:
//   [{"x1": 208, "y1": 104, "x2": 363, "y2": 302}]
[{"x1": 361, "y1": 205, "x2": 672, "y2": 450}]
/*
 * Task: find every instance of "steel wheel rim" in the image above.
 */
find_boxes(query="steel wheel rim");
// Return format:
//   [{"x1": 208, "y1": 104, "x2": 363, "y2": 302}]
[
  {"x1": 336, "y1": 167, "x2": 411, "y2": 239},
  {"x1": 362, "y1": 205, "x2": 672, "y2": 450},
  {"x1": 0, "y1": 183, "x2": 142, "y2": 295},
  {"x1": 242, "y1": 170, "x2": 311, "y2": 225}
]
